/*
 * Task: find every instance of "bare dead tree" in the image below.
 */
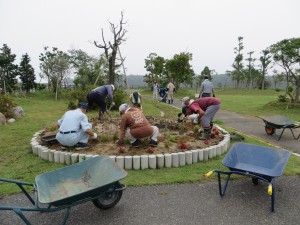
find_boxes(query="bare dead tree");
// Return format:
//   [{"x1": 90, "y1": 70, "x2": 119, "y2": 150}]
[{"x1": 94, "y1": 12, "x2": 127, "y2": 85}]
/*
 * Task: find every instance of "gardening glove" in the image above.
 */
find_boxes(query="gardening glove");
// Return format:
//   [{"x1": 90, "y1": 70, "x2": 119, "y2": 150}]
[
  {"x1": 111, "y1": 101, "x2": 115, "y2": 106},
  {"x1": 92, "y1": 133, "x2": 98, "y2": 139}
]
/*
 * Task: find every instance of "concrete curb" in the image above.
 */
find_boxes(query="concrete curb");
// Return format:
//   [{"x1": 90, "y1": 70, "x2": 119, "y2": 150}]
[{"x1": 31, "y1": 125, "x2": 231, "y2": 170}]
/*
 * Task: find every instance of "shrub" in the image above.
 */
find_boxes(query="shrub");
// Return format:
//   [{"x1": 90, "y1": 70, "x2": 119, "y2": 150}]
[
  {"x1": 277, "y1": 95, "x2": 289, "y2": 102},
  {"x1": 106, "y1": 88, "x2": 127, "y2": 110},
  {"x1": 0, "y1": 94, "x2": 15, "y2": 119}
]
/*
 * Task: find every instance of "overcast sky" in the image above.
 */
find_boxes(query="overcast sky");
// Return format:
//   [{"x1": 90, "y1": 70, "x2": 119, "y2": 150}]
[{"x1": 1, "y1": 0, "x2": 299, "y2": 77}]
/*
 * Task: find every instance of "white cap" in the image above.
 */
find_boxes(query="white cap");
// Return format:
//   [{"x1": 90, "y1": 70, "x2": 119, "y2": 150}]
[
  {"x1": 111, "y1": 84, "x2": 115, "y2": 91},
  {"x1": 182, "y1": 96, "x2": 190, "y2": 103},
  {"x1": 119, "y1": 103, "x2": 129, "y2": 112}
]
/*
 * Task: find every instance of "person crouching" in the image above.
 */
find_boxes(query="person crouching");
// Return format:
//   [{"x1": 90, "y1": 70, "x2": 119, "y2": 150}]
[{"x1": 116, "y1": 103, "x2": 159, "y2": 147}]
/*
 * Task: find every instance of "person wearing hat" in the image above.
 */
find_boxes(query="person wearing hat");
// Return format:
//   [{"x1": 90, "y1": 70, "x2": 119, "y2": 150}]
[
  {"x1": 199, "y1": 75, "x2": 215, "y2": 98},
  {"x1": 86, "y1": 84, "x2": 116, "y2": 121},
  {"x1": 56, "y1": 102, "x2": 97, "y2": 150},
  {"x1": 116, "y1": 103, "x2": 159, "y2": 147},
  {"x1": 182, "y1": 97, "x2": 221, "y2": 141},
  {"x1": 129, "y1": 91, "x2": 142, "y2": 111}
]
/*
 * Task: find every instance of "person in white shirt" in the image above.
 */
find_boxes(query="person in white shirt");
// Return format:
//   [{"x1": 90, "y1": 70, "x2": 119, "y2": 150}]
[
  {"x1": 167, "y1": 81, "x2": 175, "y2": 104},
  {"x1": 56, "y1": 102, "x2": 97, "y2": 150}
]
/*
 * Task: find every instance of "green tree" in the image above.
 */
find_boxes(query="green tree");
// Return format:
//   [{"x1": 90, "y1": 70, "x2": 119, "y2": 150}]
[
  {"x1": 200, "y1": 66, "x2": 215, "y2": 80},
  {"x1": 165, "y1": 52, "x2": 194, "y2": 90},
  {"x1": 231, "y1": 36, "x2": 245, "y2": 88},
  {"x1": 19, "y1": 53, "x2": 36, "y2": 93},
  {"x1": 143, "y1": 53, "x2": 165, "y2": 88},
  {"x1": 245, "y1": 51, "x2": 255, "y2": 89},
  {"x1": 94, "y1": 11, "x2": 127, "y2": 85},
  {"x1": 259, "y1": 49, "x2": 272, "y2": 90},
  {"x1": 269, "y1": 38, "x2": 300, "y2": 102},
  {"x1": 39, "y1": 47, "x2": 70, "y2": 100},
  {"x1": 0, "y1": 44, "x2": 18, "y2": 94},
  {"x1": 69, "y1": 49, "x2": 107, "y2": 89}
]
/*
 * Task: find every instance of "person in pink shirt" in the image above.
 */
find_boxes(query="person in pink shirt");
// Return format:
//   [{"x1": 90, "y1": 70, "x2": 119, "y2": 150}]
[{"x1": 182, "y1": 97, "x2": 221, "y2": 140}]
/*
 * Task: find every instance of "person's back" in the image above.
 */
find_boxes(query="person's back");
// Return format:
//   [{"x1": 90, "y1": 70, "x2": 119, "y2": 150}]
[
  {"x1": 58, "y1": 109, "x2": 86, "y2": 132},
  {"x1": 190, "y1": 97, "x2": 221, "y2": 112},
  {"x1": 200, "y1": 76, "x2": 215, "y2": 97}
]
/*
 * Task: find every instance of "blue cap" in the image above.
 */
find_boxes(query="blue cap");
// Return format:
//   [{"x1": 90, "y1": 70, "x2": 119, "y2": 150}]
[{"x1": 78, "y1": 102, "x2": 88, "y2": 110}]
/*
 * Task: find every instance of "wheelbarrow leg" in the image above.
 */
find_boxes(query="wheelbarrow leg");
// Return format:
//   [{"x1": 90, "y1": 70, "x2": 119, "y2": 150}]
[
  {"x1": 61, "y1": 207, "x2": 72, "y2": 225},
  {"x1": 271, "y1": 184, "x2": 275, "y2": 212},
  {"x1": 217, "y1": 172, "x2": 231, "y2": 196},
  {"x1": 13, "y1": 208, "x2": 32, "y2": 225},
  {"x1": 276, "y1": 128, "x2": 286, "y2": 141}
]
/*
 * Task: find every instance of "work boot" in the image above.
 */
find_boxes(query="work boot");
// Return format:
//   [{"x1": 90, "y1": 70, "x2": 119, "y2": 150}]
[
  {"x1": 199, "y1": 127, "x2": 211, "y2": 140},
  {"x1": 168, "y1": 100, "x2": 170, "y2": 104},
  {"x1": 132, "y1": 139, "x2": 141, "y2": 148},
  {"x1": 98, "y1": 112, "x2": 104, "y2": 122},
  {"x1": 210, "y1": 121, "x2": 214, "y2": 129},
  {"x1": 149, "y1": 139, "x2": 158, "y2": 147},
  {"x1": 75, "y1": 142, "x2": 90, "y2": 150}
]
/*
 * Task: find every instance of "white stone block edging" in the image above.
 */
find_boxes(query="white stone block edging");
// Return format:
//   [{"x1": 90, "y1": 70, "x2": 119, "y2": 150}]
[{"x1": 31, "y1": 127, "x2": 230, "y2": 170}]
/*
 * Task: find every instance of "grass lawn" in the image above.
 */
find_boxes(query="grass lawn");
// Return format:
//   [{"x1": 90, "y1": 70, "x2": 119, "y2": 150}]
[{"x1": 0, "y1": 89, "x2": 300, "y2": 196}]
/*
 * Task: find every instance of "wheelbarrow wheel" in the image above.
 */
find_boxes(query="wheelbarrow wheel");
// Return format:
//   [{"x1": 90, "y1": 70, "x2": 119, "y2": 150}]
[
  {"x1": 92, "y1": 182, "x2": 123, "y2": 210},
  {"x1": 265, "y1": 126, "x2": 275, "y2": 135}
]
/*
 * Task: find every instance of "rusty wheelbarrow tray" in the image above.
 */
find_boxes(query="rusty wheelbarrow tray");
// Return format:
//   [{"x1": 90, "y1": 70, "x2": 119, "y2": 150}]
[
  {"x1": 260, "y1": 115, "x2": 300, "y2": 141},
  {"x1": 204, "y1": 142, "x2": 291, "y2": 212},
  {"x1": 0, "y1": 156, "x2": 127, "y2": 225}
]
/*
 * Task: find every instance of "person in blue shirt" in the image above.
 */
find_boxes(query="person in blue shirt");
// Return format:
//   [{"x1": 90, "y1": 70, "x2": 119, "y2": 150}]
[
  {"x1": 86, "y1": 84, "x2": 115, "y2": 121},
  {"x1": 200, "y1": 76, "x2": 215, "y2": 97},
  {"x1": 56, "y1": 102, "x2": 97, "y2": 150}
]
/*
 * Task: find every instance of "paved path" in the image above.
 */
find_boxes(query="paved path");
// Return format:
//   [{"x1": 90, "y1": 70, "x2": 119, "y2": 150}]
[
  {"x1": 1, "y1": 97, "x2": 299, "y2": 225},
  {"x1": 171, "y1": 98, "x2": 300, "y2": 154}
]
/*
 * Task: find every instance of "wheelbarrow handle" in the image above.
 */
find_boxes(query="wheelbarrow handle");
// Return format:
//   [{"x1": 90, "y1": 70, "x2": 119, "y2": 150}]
[
  {"x1": 203, "y1": 170, "x2": 214, "y2": 179},
  {"x1": 268, "y1": 184, "x2": 273, "y2": 196}
]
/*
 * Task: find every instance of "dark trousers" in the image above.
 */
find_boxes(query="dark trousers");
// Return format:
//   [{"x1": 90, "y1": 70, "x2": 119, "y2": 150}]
[
  {"x1": 201, "y1": 93, "x2": 211, "y2": 97},
  {"x1": 87, "y1": 91, "x2": 107, "y2": 114}
]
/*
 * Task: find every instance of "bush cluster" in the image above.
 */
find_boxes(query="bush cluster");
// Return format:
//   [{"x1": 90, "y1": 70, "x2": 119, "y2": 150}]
[{"x1": 0, "y1": 94, "x2": 15, "y2": 119}]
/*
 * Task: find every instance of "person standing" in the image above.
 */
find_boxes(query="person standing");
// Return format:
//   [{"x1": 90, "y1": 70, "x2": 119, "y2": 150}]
[
  {"x1": 56, "y1": 102, "x2": 97, "y2": 150},
  {"x1": 167, "y1": 81, "x2": 175, "y2": 104},
  {"x1": 182, "y1": 97, "x2": 221, "y2": 141},
  {"x1": 116, "y1": 103, "x2": 159, "y2": 147},
  {"x1": 86, "y1": 84, "x2": 115, "y2": 121},
  {"x1": 199, "y1": 75, "x2": 215, "y2": 97},
  {"x1": 152, "y1": 80, "x2": 158, "y2": 99}
]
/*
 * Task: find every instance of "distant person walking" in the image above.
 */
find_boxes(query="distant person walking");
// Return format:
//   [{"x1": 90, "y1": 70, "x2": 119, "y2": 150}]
[
  {"x1": 167, "y1": 81, "x2": 175, "y2": 104},
  {"x1": 200, "y1": 75, "x2": 215, "y2": 97},
  {"x1": 153, "y1": 80, "x2": 158, "y2": 99}
]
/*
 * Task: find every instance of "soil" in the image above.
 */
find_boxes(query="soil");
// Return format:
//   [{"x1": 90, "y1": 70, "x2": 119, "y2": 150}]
[{"x1": 40, "y1": 116, "x2": 224, "y2": 156}]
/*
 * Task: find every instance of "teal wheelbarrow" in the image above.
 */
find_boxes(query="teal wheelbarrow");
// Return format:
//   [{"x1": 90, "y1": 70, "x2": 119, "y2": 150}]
[{"x1": 0, "y1": 156, "x2": 127, "y2": 225}]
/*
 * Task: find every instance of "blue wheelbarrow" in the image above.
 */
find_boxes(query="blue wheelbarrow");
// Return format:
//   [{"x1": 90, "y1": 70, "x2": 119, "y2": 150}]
[
  {"x1": 260, "y1": 115, "x2": 300, "y2": 141},
  {"x1": 204, "y1": 142, "x2": 291, "y2": 212},
  {"x1": 0, "y1": 156, "x2": 127, "y2": 225}
]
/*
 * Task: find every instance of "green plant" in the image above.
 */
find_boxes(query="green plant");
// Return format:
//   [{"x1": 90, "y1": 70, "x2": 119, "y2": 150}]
[
  {"x1": 278, "y1": 95, "x2": 288, "y2": 102},
  {"x1": 100, "y1": 134, "x2": 111, "y2": 142},
  {"x1": 164, "y1": 141, "x2": 171, "y2": 148},
  {"x1": 113, "y1": 132, "x2": 118, "y2": 141},
  {"x1": 168, "y1": 135, "x2": 176, "y2": 142},
  {"x1": 0, "y1": 94, "x2": 15, "y2": 119},
  {"x1": 193, "y1": 125, "x2": 200, "y2": 133}
]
